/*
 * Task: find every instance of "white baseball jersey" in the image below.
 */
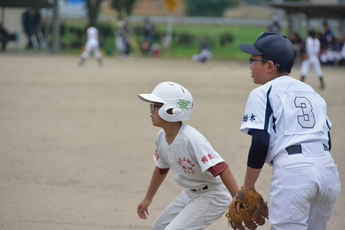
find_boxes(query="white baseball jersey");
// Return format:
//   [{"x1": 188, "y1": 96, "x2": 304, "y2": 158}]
[
  {"x1": 305, "y1": 36, "x2": 320, "y2": 56},
  {"x1": 240, "y1": 75, "x2": 331, "y2": 165},
  {"x1": 151, "y1": 123, "x2": 232, "y2": 229},
  {"x1": 300, "y1": 36, "x2": 323, "y2": 76},
  {"x1": 87, "y1": 27, "x2": 98, "y2": 40},
  {"x1": 242, "y1": 75, "x2": 341, "y2": 229},
  {"x1": 81, "y1": 27, "x2": 102, "y2": 60},
  {"x1": 154, "y1": 123, "x2": 224, "y2": 189}
]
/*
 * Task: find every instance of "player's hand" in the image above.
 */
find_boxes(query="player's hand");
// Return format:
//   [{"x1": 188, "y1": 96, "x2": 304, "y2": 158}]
[
  {"x1": 137, "y1": 199, "x2": 152, "y2": 220},
  {"x1": 235, "y1": 186, "x2": 253, "y2": 213},
  {"x1": 236, "y1": 200, "x2": 250, "y2": 213}
]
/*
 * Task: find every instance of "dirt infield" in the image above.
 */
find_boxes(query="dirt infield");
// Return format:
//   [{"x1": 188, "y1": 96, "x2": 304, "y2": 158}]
[{"x1": 0, "y1": 54, "x2": 344, "y2": 230}]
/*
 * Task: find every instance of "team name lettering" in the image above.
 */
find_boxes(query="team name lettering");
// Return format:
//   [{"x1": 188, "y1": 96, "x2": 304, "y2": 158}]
[
  {"x1": 243, "y1": 114, "x2": 248, "y2": 122},
  {"x1": 201, "y1": 153, "x2": 215, "y2": 163},
  {"x1": 250, "y1": 113, "x2": 256, "y2": 121},
  {"x1": 178, "y1": 157, "x2": 195, "y2": 174}
]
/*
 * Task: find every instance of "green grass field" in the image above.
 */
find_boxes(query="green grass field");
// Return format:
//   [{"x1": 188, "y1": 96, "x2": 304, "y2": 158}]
[
  {"x1": 157, "y1": 23, "x2": 270, "y2": 60},
  {"x1": 63, "y1": 22, "x2": 284, "y2": 60}
]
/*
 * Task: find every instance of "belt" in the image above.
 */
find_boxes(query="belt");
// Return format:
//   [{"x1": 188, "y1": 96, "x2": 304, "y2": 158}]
[
  {"x1": 286, "y1": 143, "x2": 329, "y2": 155},
  {"x1": 285, "y1": 144, "x2": 302, "y2": 154},
  {"x1": 271, "y1": 143, "x2": 329, "y2": 165},
  {"x1": 191, "y1": 185, "x2": 208, "y2": 192}
]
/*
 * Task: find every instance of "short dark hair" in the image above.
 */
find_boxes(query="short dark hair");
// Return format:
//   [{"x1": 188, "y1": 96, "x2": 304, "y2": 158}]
[
  {"x1": 262, "y1": 55, "x2": 294, "y2": 73},
  {"x1": 239, "y1": 32, "x2": 295, "y2": 72}
]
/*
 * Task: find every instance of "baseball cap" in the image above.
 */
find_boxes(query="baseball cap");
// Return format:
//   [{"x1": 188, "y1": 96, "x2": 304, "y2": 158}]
[{"x1": 239, "y1": 31, "x2": 295, "y2": 70}]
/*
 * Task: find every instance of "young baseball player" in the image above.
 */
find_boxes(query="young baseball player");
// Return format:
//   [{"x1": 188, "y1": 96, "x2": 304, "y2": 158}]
[
  {"x1": 300, "y1": 30, "x2": 325, "y2": 89},
  {"x1": 79, "y1": 23, "x2": 102, "y2": 66},
  {"x1": 192, "y1": 38, "x2": 212, "y2": 63},
  {"x1": 137, "y1": 81, "x2": 239, "y2": 229},
  {"x1": 236, "y1": 31, "x2": 340, "y2": 230}
]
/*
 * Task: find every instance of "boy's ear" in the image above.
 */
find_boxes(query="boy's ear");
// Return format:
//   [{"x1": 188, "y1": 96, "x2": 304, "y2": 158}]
[{"x1": 267, "y1": 60, "x2": 276, "y2": 72}]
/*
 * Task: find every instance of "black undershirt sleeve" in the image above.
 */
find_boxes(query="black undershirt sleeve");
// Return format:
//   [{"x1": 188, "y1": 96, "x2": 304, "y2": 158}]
[{"x1": 247, "y1": 129, "x2": 270, "y2": 169}]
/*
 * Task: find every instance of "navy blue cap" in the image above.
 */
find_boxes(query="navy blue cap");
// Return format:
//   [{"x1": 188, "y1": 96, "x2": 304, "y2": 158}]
[{"x1": 239, "y1": 31, "x2": 295, "y2": 70}]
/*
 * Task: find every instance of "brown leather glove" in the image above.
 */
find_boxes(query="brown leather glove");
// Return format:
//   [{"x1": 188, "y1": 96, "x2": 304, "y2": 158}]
[{"x1": 225, "y1": 188, "x2": 269, "y2": 230}]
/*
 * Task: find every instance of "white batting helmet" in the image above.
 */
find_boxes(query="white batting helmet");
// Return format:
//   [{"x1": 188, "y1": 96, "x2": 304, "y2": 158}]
[{"x1": 138, "y1": 81, "x2": 193, "y2": 122}]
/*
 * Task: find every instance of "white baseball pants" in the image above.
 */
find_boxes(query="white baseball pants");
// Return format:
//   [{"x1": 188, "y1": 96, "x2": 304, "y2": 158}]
[
  {"x1": 152, "y1": 184, "x2": 231, "y2": 230},
  {"x1": 300, "y1": 55, "x2": 323, "y2": 77},
  {"x1": 269, "y1": 145, "x2": 340, "y2": 230},
  {"x1": 81, "y1": 39, "x2": 102, "y2": 60}
]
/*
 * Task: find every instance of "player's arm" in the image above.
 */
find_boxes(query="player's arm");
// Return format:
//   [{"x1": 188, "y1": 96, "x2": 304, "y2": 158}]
[
  {"x1": 208, "y1": 162, "x2": 239, "y2": 197},
  {"x1": 219, "y1": 166, "x2": 240, "y2": 197},
  {"x1": 137, "y1": 166, "x2": 169, "y2": 220},
  {"x1": 242, "y1": 167, "x2": 262, "y2": 191},
  {"x1": 143, "y1": 166, "x2": 169, "y2": 200},
  {"x1": 236, "y1": 129, "x2": 269, "y2": 212},
  {"x1": 242, "y1": 129, "x2": 269, "y2": 190}
]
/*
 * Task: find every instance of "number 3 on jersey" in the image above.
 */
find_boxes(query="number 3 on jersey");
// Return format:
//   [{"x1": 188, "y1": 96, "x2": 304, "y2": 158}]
[{"x1": 294, "y1": 97, "x2": 315, "y2": 128}]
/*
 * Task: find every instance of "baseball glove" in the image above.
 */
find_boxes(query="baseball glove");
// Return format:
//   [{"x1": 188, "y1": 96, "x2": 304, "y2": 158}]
[{"x1": 225, "y1": 188, "x2": 268, "y2": 230}]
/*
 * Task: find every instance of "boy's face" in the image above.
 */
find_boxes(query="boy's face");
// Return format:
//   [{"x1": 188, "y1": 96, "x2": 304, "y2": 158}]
[
  {"x1": 149, "y1": 103, "x2": 164, "y2": 127},
  {"x1": 249, "y1": 55, "x2": 276, "y2": 85}
]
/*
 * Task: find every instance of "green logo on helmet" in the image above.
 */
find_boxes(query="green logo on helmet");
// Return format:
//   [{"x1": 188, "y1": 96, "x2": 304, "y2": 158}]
[
  {"x1": 177, "y1": 99, "x2": 191, "y2": 110},
  {"x1": 178, "y1": 101, "x2": 188, "y2": 107}
]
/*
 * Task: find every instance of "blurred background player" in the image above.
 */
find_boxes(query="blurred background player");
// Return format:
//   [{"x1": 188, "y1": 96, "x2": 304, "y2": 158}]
[
  {"x1": 0, "y1": 23, "x2": 9, "y2": 52},
  {"x1": 137, "y1": 81, "x2": 238, "y2": 229},
  {"x1": 21, "y1": 8, "x2": 32, "y2": 49},
  {"x1": 289, "y1": 32, "x2": 303, "y2": 64},
  {"x1": 115, "y1": 21, "x2": 131, "y2": 57},
  {"x1": 79, "y1": 23, "x2": 102, "y2": 66},
  {"x1": 323, "y1": 20, "x2": 334, "y2": 43},
  {"x1": 192, "y1": 37, "x2": 212, "y2": 63},
  {"x1": 141, "y1": 17, "x2": 155, "y2": 55},
  {"x1": 267, "y1": 15, "x2": 281, "y2": 33},
  {"x1": 21, "y1": 8, "x2": 45, "y2": 49},
  {"x1": 300, "y1": 30, "x2": 324, "y2": 89},
  {"x1": 30, "y1": 8, "x2": 46, "y2": 49}
]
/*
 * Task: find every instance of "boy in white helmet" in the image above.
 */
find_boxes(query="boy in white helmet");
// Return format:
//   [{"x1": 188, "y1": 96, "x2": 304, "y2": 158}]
[{"x1": 137, "y1": 81, "x2": 239, "y2": 229}]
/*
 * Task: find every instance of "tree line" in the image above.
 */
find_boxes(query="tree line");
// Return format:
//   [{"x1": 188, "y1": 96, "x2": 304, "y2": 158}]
[{"x1": 85, "y1": 0, "x2": 240, "y2": 26}]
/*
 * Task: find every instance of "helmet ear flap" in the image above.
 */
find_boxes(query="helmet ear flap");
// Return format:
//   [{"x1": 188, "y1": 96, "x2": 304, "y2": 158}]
[
  {"x1": 172, "y1": 108, "x2": 182, "y2": 116},
  {"x1": 158, "y1": 106, "x2": 186, "y2": 122}
]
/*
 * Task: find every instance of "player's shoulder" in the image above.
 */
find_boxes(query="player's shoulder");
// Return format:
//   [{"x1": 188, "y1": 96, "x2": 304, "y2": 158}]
[
  {"x1": 88, "y1": 27, "x2": 97, "y2": 32},
  {"x1": 180, "y1": 123, "x2": 207, "y2": 141},
  {"x1": 250, "y1": 78, "x2": 277, "y2": 95},
  {"x1": 155, "y1": 128, "x2": 165, "y2": 139},
  {"x1": 180, "y1": 123, "x2": 199, "y2": 135},
  {"x1": 272, "y1": 76, "x2": 318, "y2": 95},
  {"x1": 251, "y1": 76, "x2": 309, "y2": 95}
]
